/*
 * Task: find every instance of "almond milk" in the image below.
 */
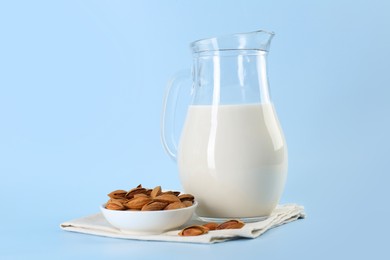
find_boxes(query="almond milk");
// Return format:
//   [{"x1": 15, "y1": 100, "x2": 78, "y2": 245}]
[{"x1": 178, "y1": 103, "x2": 287, "y2": 218}]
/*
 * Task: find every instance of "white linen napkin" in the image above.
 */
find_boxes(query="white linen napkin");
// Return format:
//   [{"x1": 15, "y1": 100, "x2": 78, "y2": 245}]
[{"x1": 60, "y1": 204, "x2": 305, "y2": 244}]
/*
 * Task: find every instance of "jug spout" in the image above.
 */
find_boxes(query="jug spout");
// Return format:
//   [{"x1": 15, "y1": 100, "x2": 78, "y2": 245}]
[{"x1": 190, "y1": 30, "x2": 275, "y2": 53}]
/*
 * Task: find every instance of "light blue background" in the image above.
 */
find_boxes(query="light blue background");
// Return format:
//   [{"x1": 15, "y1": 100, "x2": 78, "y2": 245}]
[{"x1": 1, "y1": 0, "x2": 389, "y2": 259}]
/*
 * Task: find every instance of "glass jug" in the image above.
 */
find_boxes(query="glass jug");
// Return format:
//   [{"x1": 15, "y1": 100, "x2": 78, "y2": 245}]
[{"x1": 161, "y1": 30, "x2": 287, "y2": 220}]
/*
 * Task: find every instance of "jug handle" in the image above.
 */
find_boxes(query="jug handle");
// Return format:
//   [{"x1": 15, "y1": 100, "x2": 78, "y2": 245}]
[{"x1": 161, "y1": 70, "x2": 191, "y2": 161}]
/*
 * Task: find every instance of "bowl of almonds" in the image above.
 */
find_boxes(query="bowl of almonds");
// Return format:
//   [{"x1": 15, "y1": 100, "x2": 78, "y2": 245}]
[{"x1": 100, "y1": 184, "x2": 197, "y2": 234}]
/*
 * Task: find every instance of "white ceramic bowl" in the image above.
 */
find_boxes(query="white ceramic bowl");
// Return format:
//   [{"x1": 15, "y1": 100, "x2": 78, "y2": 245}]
[{"x1": 100, "y1": 201, "x2": 197, "y2": 235}]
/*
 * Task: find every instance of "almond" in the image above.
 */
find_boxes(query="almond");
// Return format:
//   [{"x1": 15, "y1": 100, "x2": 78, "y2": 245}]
[
  {"x1": 125, "y1": 196, "x2": 152, "y2": 210},
  {"x1": 161, "y1": 191, "x2": 181, "y2": 196},
  {"x1": 164, "y1": 201, "x2": 186, "y2": 210},
  {"x1": 150, "y1": 186, "x2": 162, "y2": 198},
  {"x1": 141, "y1": 201, "x2": 168, "y2": 211},
  {"x1": 125, "y1": 187, "x2": 148, "y2": 199},
  {"x1": 154, "y1": 194, "x2": 181, "y2": 203},
  {"x1": 106, "y1": 200, "x2": 126, "y2": 210},
  {"x1": 178, "y1": 225, "x2": 208, "y2": 236},
  {"x1": 133, "y1": 193, "x2": 149, "y2": 198},
  {"x1": 107, "y1": 198, "x2": 128, "y2": 204},
  {"x1": 182, "y1": 200, "x2": 193, "y2": 207},
  {"x1": 216, "y1": 219, "x2": 245, "y2": 230},
  {"x1": 178, "y1": 194, "x2": 194, "y2": 202},
  {"x1": 202, "y1": 222, "x2": 219, "y2": 231},
  {"x1": 107, "y1": 190, "x2": 127, "y2": 199}
]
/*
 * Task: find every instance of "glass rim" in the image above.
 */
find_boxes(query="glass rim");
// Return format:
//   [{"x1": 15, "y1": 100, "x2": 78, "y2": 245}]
[{"x1": 190, "y1": 30, "x2": 275, "y2": 53}]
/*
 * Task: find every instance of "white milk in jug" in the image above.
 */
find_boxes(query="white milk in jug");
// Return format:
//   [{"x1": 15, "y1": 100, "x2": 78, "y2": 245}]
[{"x1": 178, "y1": 103, "x2": 287, "y2": 218}]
